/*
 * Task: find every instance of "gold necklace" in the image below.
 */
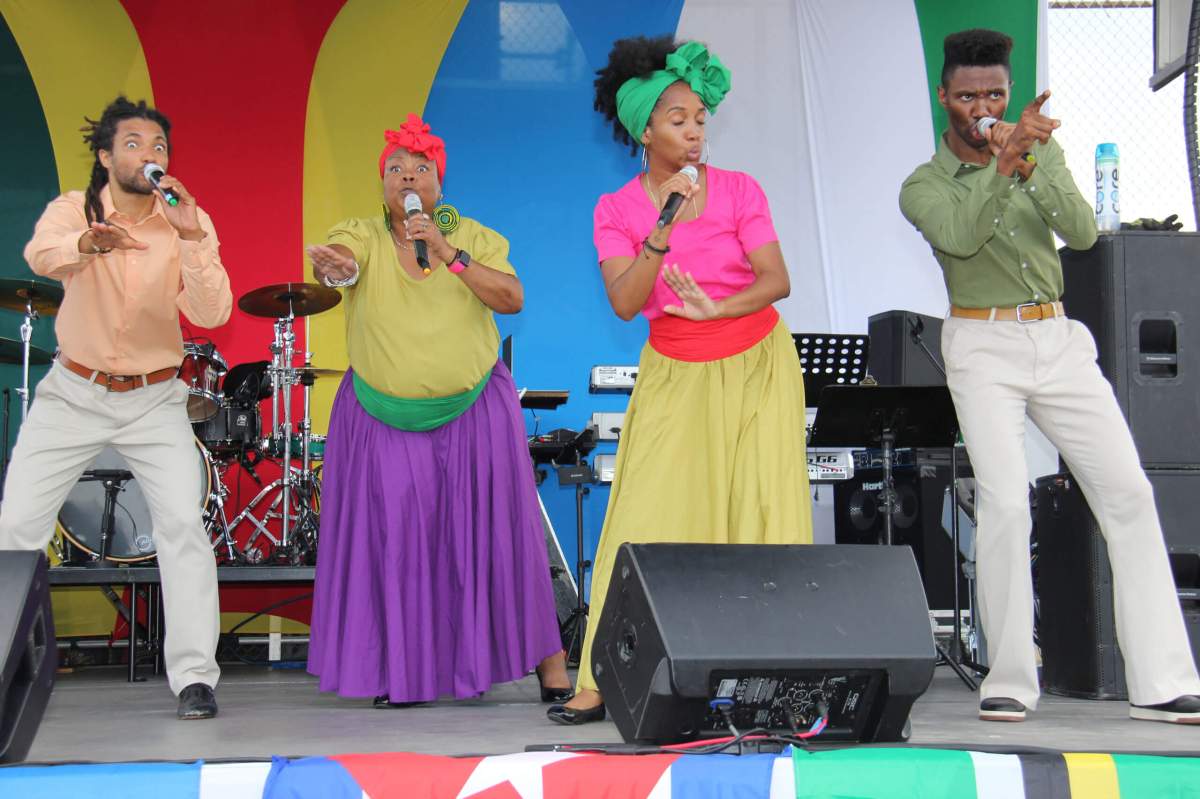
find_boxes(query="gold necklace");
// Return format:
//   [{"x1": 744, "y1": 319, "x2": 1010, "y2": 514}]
[
  {"x1": 388, "y1": 227, "x2": 413, "y2": 251},
  {"x1": 643, "y1": 174, "x2": 700, "y2": 221}
]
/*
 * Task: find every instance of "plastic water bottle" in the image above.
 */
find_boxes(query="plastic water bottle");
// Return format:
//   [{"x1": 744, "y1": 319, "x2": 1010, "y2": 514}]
[{"x1": 1095, "y1": 143, "x2": 1120, "y2": 232}]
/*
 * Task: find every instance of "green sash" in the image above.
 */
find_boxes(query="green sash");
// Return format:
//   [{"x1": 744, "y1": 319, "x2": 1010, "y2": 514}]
[{"x1": 352, "y1": 369, "x2": 490, "y2": 432}]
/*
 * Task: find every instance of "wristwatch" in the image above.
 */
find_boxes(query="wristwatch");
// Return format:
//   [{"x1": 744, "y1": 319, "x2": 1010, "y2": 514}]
[{"x1": 448, "y1": 248, "x2": 471, "y2": 274}]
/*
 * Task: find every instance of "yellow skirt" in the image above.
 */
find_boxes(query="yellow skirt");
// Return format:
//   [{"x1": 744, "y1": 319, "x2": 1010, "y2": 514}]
[{"x1": 576, "y1": 320, "x2": 812, "y2": 692}]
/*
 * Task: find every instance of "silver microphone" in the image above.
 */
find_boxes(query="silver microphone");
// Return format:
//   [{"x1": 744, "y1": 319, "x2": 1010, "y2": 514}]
[
  {"x1": 974, "y1": 117, "x2": 999, "y2": 137},
  {"x1": 656, "y1": 165, "x2": 700, "y2": 228},
  {"x1": 142, "y1": 163, "x2": 180, "y2": 206},
  {"x1": 403, "y1": 192, "x2": 431, "y2": 274}
]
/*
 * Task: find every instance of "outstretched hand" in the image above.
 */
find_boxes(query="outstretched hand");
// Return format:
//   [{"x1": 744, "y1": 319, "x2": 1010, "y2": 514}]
[
  {"x1": 83, "y1": 221, "x2": 149, "y2": 252},
  {"x1": 306, "y1": 244, "x2": 357, "y2": 284},
  {"x1": 661, "y1": 264, "x2": 721, "y2": 320}
]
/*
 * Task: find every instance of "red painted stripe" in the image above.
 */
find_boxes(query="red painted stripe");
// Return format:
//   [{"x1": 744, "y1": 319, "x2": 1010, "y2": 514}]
[
  {"x1": 542, "y1": 753, "x2": 680, "y2": 797},
  {"x1": 333, "y1": 752, "x2": 485, "y2": 798},
  {"x1": 118, "y1": 0, "x2": 345, "y2": 369}
]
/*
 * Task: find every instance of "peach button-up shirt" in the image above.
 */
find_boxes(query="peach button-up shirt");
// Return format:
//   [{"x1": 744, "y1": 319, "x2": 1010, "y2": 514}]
[{"x1": 23, "y1": 185, "x2": 232, "y2": 375}]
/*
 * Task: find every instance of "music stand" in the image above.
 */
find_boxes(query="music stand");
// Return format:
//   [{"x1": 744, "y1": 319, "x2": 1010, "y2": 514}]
[
  {"x1": 809, "y1": 385, "x2": 978, "y2": 691},
  {"x1": 793, "y1": 333, "x2": 870, "y2": 406}
]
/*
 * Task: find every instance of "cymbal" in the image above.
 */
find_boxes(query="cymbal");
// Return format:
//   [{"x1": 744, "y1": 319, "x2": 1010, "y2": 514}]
[
  {"x1": 0, "y1": 337, "x2": 53, "y2": 366},
  {"x1": 237, "y1": 282, "x2": 342, "y2": 318},
  {"x1": 0, "y1": 279, "x2": 64, "y2": 316}
]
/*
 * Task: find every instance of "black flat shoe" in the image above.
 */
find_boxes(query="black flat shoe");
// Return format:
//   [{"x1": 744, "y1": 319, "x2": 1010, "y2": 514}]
[
  {"x1": 1131, "y1": 694, "x2": 1200, "y2": 724},
  {"x1": 373, "y1": 694, "x2": 426, "y2": 709},
  {"x1": 546, "y1": 701, "x2": 605, "y2": 725},
  {"x1": 177, "y1": 683, "x2": 218, "y2": 720}
]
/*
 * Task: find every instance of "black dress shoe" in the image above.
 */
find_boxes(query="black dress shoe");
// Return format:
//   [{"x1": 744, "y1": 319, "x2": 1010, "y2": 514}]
[
  {"x1": 979, "y1": 697, "x2": 1026, "y2": 722},
  {"x1": 546, "y1": 701, "x2": 606, "y2": 725},
  {"x1": 1131, "y1": 694, "x2": 1200, "y2": 724},
  {"x1": 177, "y1": 683, "x2": 218, "y2": 720},
  {"x1": 536, "y1": 668, "x2": 574, "y2": 703},
  {"x1": 373, "y1": 694, "x2": 427, "y2": 709}
]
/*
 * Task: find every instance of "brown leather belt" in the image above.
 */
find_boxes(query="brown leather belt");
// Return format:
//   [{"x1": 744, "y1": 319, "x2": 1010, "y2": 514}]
[
  {"x1": 950, "y1": 301, "x2": 1065, "y2": 323},
  {"x1": 60, "y1": 356, "x2": 178, "y2": 392}
]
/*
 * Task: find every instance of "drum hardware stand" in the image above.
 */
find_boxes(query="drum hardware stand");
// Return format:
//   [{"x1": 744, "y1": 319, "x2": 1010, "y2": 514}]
[
  {"x1": 906, "y1": 318, "x2": 989, "y2": 684},
  {"x1": 17, "y1": 294, "x2": 37, "y2": 421},
  {"x1": 267, "y1": 311, "x2": 298, "y2": 553},
  {"x1": 556, "y1": 448, "x2": 595, "y2": 666},
  {"x1": 204, "y1": 466, "x2": 240, "y2": 563},
  {"x1": 1, "y1": 387, "x2": 9, "y2": 499},
  {"x1": 77, "y1": 468, "x2": 136, "y2": 568}
]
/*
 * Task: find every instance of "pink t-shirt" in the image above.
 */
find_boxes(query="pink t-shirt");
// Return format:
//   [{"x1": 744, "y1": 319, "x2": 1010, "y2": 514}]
[{"x1": 593, "y1": 165, "x2": 779, "y2": 321}]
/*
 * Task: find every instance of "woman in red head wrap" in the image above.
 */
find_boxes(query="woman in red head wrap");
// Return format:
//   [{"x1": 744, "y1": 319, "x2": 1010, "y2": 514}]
[{"x1": 305, "y1": 114, "x2": 571, "y2": 707}]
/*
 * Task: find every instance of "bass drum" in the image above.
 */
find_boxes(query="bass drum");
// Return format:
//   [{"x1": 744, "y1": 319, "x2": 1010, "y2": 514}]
[{"x1": 57, "y1": 439, "x2": 214, "y2": 563}]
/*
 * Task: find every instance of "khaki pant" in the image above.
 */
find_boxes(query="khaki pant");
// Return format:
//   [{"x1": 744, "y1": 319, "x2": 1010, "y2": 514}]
[
  {"x1": 0, "y1": 362, "x2": 220, "y2": 695},
  {"x1": 943, "y1": 314, "x2": 1200, "y2": 708}
]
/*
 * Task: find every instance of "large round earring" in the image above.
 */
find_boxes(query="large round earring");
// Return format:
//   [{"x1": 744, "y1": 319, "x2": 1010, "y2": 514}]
[
  {"x1": 640, "y1": 146, "x2": 648, "y2": 173},
  {"x1": 433, "y1": 201, "x2": 460, "y2": 234},
  {"x1": 382, "y1": 202, "x2": 392, "y2": 232}
]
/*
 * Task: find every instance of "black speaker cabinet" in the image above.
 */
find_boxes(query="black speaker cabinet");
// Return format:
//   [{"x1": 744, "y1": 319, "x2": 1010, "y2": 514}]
[
  {"x1": 867, "y1": 310, "x2": 945, "y2": 386},
  {"x1": 1060, "y1": 232, "x2": 1200, "y2": 468},
  {"x1": 592, "y1": 543, "x2": 935, "y2": 744},
  {"x1": 834, "y1": 459, "x2": 968, "y2": 611},
  {"x1": 1035, "y1": 473, "x2": 1200, "y2": 700},
  {"x1": 0, "y1": 551, "x2": 56, "y2": 763}
]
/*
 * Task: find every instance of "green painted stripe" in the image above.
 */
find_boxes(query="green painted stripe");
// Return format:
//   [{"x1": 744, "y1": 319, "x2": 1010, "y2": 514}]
[
  {"x1": 0, "y1": 10, "x2": 61, "y2": 443},
  {"x1": 1114, "y1": 753, "x2": 1200, "y2": 797},
  {"x1": 913, "y1": 0, "x2": 1040, "y2": 147},
  {"x1": 793, "y1": 747, "x2": 978, "y2": 798}
]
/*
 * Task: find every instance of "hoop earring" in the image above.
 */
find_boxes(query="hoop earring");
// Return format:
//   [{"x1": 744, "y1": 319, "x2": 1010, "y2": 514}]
[
  {"x1": 640, "y1": 146, "x2": 648, "y2": 173},
  {"x1": 382, "y1": 202, "x2": 392, "y2": 232},
  {"x1": 433, "y1": 200, "x2": 460, "y2": 234}
]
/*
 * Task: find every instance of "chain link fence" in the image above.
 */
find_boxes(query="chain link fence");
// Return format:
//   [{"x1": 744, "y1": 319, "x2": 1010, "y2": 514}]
[{"x1": 1048, "y1": 1, "x2": 1193, "y2": 229}]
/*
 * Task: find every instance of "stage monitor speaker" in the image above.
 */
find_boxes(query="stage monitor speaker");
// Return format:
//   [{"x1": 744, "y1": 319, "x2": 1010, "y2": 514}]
[
  {"x1": 592, "y1": 543, "x2": 935, "y2": 744},
  {"x1": 1035, "y1": 473, "x2": 1200, "y2": 700},
  {"x1": 0, "y1": 551, "x2": 56, "y2": 763},
  {"x1": 1060, "y1": 232, "x2": 1200, "y2": 468},
  {"x1": 867, "y1": 310, "x2": 945, "y2": 386},
  {"x1": 834, "y1": 461, "x2": 967, "y2": 611}
]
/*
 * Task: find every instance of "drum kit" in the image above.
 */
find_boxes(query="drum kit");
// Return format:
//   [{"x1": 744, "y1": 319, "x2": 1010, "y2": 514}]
[{"x1": 0, "y1": 276, "x2": 343, "y2": 567}]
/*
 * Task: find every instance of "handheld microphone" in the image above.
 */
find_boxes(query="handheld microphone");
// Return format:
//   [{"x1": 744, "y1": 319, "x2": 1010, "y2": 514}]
[
  {"x1": 142, "y1": 163, "x2": 180, "y2": 207},
  {"x1": 656, "y1": 165, "x2": 699, "y2": 229},
  {"x1": 403, "y1": 193, "x2": 431, "y2": 274},
  {"x1": 974, "y1": 117, "x2": 999, "y2": 137}
]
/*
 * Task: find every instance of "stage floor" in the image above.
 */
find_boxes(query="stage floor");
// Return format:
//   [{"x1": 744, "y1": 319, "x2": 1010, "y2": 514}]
[{"x1": 23, "y1": 665, "x2": 1200, "y2": 763}]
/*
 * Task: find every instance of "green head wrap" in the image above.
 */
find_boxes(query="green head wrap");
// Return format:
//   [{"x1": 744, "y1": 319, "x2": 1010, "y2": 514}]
[{"x1": 615, "y1": 41, "x2": 732, "y2": 144}]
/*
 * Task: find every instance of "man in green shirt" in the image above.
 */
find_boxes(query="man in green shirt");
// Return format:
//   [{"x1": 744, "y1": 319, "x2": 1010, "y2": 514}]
[{"x1": 900, "y1": 29, "x2": 1200, "y2": 724}]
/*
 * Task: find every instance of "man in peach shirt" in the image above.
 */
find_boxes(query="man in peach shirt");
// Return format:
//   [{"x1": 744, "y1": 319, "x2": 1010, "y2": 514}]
[{"x1": 0, "y1": 97, "x2": 231, "y2": 720}]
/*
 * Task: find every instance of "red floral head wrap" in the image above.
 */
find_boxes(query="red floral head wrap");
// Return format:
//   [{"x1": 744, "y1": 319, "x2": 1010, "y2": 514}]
[{"x1": 378, "y1": 113, "x2": 446, "y2": 181}]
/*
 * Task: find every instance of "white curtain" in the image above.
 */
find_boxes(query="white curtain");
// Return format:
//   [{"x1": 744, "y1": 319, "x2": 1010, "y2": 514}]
[{"x1": 677, "y1": 0, "x2": 948, "y2": 335}]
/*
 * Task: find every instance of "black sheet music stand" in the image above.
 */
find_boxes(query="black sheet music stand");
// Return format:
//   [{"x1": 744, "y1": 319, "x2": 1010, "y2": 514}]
[
  {"x1": 793, "y1": 333, "x2": 870, "y2": 407},
  {"x1": 809, "y1": 385, "x2": 979, "y2": 690}
]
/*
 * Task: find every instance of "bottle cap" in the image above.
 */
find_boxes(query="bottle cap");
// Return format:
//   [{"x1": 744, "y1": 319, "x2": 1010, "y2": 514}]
[{"x1": 1096, "y1": 142, "x2": 1119, "y2": 158}]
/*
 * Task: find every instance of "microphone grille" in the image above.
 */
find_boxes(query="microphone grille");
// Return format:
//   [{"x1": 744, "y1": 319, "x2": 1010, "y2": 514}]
[
  {"x1": 681, "y1": 165, "x2": 699, "y2": 183},
  {"x1": 403, "y1": 193, "x2": 423, "y2": 214},
  {"x1": 143, "y1": 163, "x2": 164, "y2": 180}
]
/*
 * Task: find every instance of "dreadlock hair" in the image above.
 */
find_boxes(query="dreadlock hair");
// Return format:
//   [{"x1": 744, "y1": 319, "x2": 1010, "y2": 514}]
[
  {"x1": 941, "y1": 29, "x2": 1013, "y2": 86},
  {"x1": 80, "y1": 97, "x2": 172, "y2": 225},
  {"x1": 593, "y1": 34, "x2": 680, "y2": 154}
]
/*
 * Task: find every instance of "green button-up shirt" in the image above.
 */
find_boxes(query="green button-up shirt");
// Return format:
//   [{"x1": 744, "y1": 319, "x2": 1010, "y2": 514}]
[{"x1": 899, "y1": 136, "x2": 1097, "y2": 309}]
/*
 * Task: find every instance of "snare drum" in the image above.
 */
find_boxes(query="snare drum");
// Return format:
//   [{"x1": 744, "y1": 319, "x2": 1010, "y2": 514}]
[
  {"x1": 57, "y1": 440, "x2": 214, "y2": 563},
  {"x1": 178, "y1": 343, "x2": 228, "y2": 422}
]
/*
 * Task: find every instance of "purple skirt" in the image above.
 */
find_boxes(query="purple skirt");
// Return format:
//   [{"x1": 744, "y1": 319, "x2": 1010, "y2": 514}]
[{"x1": 307, "y1": 362, "x2": 562, "y2": 701}]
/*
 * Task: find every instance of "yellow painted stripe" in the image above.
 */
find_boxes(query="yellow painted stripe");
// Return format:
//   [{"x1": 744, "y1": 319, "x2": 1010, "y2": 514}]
[
  {"x1": 0, "y1": 0, "x2": 153, "y2": 193},
  {"x1": 302, "y1": 0, "x2": 468, "y2": 432},
  {"x1": 1063, "y1": 752, "x2": 1120, "y2": 799}
]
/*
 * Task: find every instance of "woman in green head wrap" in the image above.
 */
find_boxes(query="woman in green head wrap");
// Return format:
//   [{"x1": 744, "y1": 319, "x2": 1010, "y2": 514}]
[{"x1": 547, "y1": 36, "x2": 812, "y2": 726}]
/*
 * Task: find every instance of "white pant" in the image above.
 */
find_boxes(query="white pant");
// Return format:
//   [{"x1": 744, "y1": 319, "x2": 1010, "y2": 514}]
[
  {"x1": 943, "y1": 314, "x2": 1200, "y2": 709},
  {"x1": 0, "y1": 362, "x2": 220, "y2": 695}
]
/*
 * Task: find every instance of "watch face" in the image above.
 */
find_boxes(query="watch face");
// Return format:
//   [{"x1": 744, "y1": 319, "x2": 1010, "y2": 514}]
[{"x1": 457, "y1": 250, "x2": 471, "y2": 266}]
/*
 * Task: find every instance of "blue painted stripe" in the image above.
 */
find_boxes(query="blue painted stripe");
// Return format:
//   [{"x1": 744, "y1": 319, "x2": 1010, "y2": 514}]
[
  {"x1": 669, "y1": 752, "x2": 781, "y2": 798},
  {"x1": 261, "y1": 756, "x2": 362, "y2": 799},
  {"x1": 0, "y1": 761, "x2": 201, "y2": 799}
]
